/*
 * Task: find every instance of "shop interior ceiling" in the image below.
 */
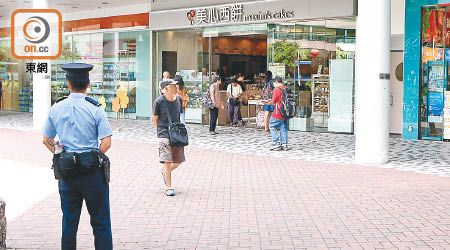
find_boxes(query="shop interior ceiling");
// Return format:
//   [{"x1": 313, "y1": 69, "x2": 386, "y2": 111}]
[{"x1": 0, "y1": 0, "x2": 151, "y2": 23}]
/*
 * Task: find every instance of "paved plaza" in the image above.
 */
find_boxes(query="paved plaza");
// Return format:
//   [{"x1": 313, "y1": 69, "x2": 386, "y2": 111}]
[
  {"x1": 1, "y1": 112, "x2": 450, "y2": 177},
  {"x1": 0, "y1": 111, "x2": 449, "y2": 249}
]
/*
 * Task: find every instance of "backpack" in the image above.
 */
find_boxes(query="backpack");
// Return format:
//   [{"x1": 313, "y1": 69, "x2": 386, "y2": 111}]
[
  {"x1": 200, "y1": 87, "x2": 214, "y2": 108},
  {"x1": 278, "y1": 87, "x2": 297, "y2": 119},
  {"x1": 177, "y1": 88, "x2": 189, "y2": 109},
  {"x1": 262, "y1": 80, "x2": 273, "y2": 100}
]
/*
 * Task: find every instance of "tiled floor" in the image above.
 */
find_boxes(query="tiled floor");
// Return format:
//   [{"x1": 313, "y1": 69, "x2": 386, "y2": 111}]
[
  {"x1": 1, "y1": 111, "x2": 449, "y2": 177},
  {"x1": 1, "y1": 128, "x2": 449, "y2": 250}
]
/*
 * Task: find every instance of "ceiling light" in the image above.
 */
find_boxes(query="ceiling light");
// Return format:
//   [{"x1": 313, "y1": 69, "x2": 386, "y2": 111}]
[{"x1": 102, "y1": 2, "x2": 108, "y2": 4}]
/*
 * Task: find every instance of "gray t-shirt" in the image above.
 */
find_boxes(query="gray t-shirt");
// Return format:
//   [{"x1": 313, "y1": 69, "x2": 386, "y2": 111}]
[{"x1": 153, "y1": 95, "x2": 182, "y2": 138}]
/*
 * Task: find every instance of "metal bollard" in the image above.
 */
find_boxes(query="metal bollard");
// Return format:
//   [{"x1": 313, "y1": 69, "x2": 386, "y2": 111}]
[{"x1": 0, "y1": 197, "x2": 6, "y2": 249}]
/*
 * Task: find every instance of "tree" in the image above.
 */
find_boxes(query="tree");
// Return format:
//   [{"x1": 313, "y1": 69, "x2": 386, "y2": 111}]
[
  {"x1": 60, "y1": 41, "x2": 81, "y2": 60},
  {"x1": 271, "y1": 41, "x2": 299, "y2": 68}
]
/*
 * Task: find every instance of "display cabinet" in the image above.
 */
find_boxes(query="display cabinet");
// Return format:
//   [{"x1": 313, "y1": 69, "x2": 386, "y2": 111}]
[
  {"x1": 312, "y1": 74, "x2": 329, "y2": 128},
  {"x1": 180, "y1": 70, "x2": 204, "y2": 123},
  {"x1": 51, "y1": 61, "x2": 70, "y2": 104}
]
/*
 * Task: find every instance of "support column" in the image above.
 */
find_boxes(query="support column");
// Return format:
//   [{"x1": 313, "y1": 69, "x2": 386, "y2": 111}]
[
  {"x1": 32, "y1": 0, "x2": 51, "y2": 130},
  {"x1": 149, "y1": 31, "x2": 154, "y2": 115},
  {"x1": 355, "y1": 0, "x2": 391, "y2": 164}
]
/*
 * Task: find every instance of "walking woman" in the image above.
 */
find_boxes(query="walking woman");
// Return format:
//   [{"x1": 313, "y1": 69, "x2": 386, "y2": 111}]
[
  {"x1": 262, "y1": 71, "x2": 275, "y2": 131},
  {"x1": 209, "y1": 76, "x2": 224, "y2": 135},
  {"x1": 174, "y1": 75, "x2": 189, "y2": 124},
  {"x1": 227, "y1": 78, "x2": 243, "y2": 126}
]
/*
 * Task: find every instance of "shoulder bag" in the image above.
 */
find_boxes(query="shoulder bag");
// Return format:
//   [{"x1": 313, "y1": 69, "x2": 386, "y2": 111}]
[{"x1": 162, "y1": 99, "x2": 189, "y2": 147}]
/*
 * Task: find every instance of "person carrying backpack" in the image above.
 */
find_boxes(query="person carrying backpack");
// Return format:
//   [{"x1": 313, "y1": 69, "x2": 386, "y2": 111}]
[{"x1": 262, "y1": 76, "x2": 296, "y2": 151}]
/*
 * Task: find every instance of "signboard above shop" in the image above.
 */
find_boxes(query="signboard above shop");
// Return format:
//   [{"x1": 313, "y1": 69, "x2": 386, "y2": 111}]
[
  {"x1": 149, "y1": 0, "x2": 356, "y2": 31},
  {"x1": 187, "y1": 5, "x2": 294, "y2": 26},
  {"x1": 151, "y1": 0, "x2": 260, "y2": 12}
]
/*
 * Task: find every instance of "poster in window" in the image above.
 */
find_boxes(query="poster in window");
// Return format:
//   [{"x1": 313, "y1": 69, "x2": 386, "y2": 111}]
[{"x1": 428, "y1": 91, "x2": 444, "y2": 123}]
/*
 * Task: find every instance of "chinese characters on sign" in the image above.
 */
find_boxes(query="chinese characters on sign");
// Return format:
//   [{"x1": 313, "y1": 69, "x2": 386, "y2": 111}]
[
  {"x1": 190, "y1": 4, "x2": 294, "y2": 25},
  {"x1": 196, "y1": 4, "x2": 243, "y2": 24},
  {"x1": 26, "y1": 62, "x2": 48, "y2": 73}
]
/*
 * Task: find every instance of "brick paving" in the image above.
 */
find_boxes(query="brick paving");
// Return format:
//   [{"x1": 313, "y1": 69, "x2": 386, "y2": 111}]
[{"x1": 1, "y1": 128, "x2": 449, "y2": 249}]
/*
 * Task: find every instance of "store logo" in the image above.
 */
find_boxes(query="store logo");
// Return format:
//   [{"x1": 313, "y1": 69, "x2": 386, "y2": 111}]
[
  {"x1": 187, "y1": 10, "x2": 196, "y2": 25},
  {"x1": 23, "y1": 16, "x2": 51, "y2": 44},
  {"x1": 11, "y1": 9, "x2": 62, "y2": 59}
]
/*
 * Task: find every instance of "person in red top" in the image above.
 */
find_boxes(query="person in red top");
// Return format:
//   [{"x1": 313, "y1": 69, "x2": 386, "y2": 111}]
[{"x1": 263, "y1": 76, "x2": 289, "y2": 151}]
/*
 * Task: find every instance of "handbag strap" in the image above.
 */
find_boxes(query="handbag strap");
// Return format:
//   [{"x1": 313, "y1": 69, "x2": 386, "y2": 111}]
[{"x1": 162, "y1": 98, "x2": 173, "y2": 126}]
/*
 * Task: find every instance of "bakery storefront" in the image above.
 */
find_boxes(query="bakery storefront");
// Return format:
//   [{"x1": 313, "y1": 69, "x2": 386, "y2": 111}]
[{"x1": 150, "y1": 0, "x2": 357, "y2": 133}]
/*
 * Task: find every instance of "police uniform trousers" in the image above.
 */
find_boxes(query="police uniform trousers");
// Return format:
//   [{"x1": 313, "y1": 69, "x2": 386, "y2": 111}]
[{"x1": 58, "y1": 167, "x2": 112, "y2": 250}]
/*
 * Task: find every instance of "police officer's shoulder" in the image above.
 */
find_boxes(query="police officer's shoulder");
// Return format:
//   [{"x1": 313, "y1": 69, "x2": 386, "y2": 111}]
[
  {"x1": 85, "y1": 96, "x2": 102, "y2": 107},
  {"x1": 55, "y1": 96, "x2": 68, "y2": 104},
  {"x1": 51, "y1": 96, "x2": 68, "y2": 110}
]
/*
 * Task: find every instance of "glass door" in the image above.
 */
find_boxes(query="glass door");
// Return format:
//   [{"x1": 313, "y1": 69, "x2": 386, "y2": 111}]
[
  {"x1": 420, "y1": 5, "x2": 449, "y2": 140},
  {"x1": 154, "y1": 29, "x2": 205, "y2": 124}
]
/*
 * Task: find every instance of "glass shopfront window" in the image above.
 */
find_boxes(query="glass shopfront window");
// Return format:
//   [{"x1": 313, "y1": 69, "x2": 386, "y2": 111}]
[
  {"x1": 51, "y1": 29, "x2": 150, "y2": 119},
  {"x1": 0, "y1": 39, "x2": 32, "y2": 112},
  {"x1": 153, "y1": 21, "x2": 355, "y2": 132},
  {"x1": 267, "y1": 21, "x2": 356, "y2": 133},
  {"x1": 154, "y1": 29, "x2": 206, "y2": 123},
  {"x1": 419, "y1": 5, "x2": 450, "y2": 141}
]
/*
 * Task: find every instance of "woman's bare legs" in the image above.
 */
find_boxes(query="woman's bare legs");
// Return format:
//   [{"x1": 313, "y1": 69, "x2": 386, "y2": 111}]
[{"x1": 264, "y1": 111, "x2": 270, "y2": 131}]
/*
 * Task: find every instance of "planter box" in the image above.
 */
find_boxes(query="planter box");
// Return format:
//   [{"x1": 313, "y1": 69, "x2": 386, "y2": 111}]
[
  {"x1": 289, "y1": 117, "x2": 313, "y2": 131},
  {"x1": 185, "y1": 108, "x2": 202, "y2": 124}
]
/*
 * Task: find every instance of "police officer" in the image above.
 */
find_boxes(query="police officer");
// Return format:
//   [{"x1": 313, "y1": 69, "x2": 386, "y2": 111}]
[{"x1": 42, "y1": 63, "x2": 113, "y2": 250}]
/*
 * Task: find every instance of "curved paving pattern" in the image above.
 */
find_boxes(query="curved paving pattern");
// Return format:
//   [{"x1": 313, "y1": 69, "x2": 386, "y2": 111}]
[{"x1": 1, "y1": 111, "x2": 449, "y2": 177}]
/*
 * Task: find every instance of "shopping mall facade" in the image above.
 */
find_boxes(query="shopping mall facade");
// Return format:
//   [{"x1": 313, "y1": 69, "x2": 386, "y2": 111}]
[
  {"x1": 1, "y1": 0, "x2": 358, "y2": 129},
  {"x1": 0, "y1": 0, "x2": 396, "y2": 163}
]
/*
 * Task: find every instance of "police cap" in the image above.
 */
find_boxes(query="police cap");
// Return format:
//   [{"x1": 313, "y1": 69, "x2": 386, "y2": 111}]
[{"x1": 61, "y1": 63, "x2": 94, "y2": 84}]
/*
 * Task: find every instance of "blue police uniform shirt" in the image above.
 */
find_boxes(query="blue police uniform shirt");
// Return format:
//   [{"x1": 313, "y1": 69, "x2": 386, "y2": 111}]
[{"x1": 42, "y1": 93, "x2": 112, "y2": 152}]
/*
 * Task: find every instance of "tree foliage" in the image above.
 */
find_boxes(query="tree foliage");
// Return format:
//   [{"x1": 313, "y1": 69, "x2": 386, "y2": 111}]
[{"x1": 271, "y1": 41, "x2": 299, "y2": 68}]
